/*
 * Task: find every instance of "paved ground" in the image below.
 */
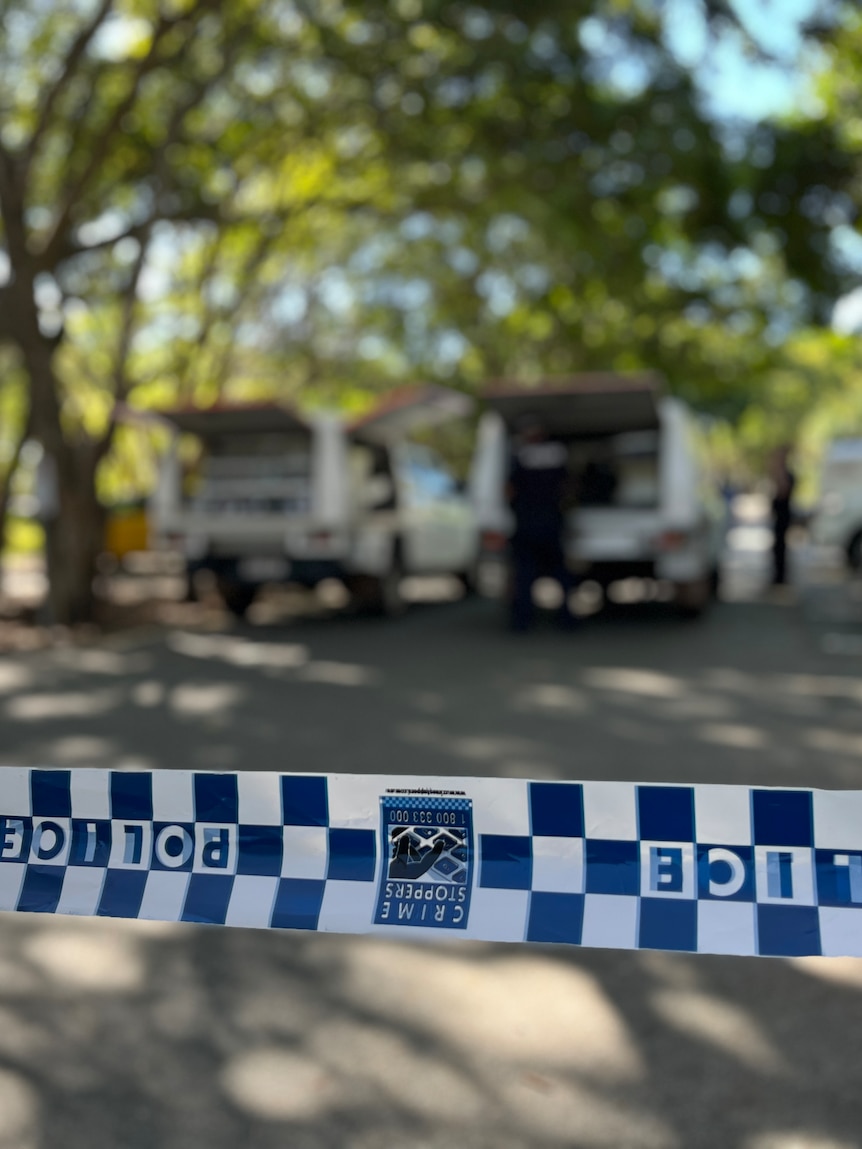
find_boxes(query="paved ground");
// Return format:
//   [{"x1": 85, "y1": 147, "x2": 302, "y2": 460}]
[{"x1": 1, "y1": 548, "x2": 862, "y2": 1147}]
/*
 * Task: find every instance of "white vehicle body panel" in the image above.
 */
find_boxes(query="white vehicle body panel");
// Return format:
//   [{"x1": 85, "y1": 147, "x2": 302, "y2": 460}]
[
  {"x1": 810, "y1": 441, "x2": 862, "y2": 558},
  {"x1": 310, "y1": 413, "x2": 351, "y2": 529},
  {"x1": 471, "y1": 382, "x2": 721, "y2": 586},
  {"x1": 395, "y1": 443, "x2": 476, "y2": 573},
  {"x1": 150, "y1": 393, "x2": 478, "y2": 589},
  {"x1": 572, "y1": 508, "x2": 664, "y2": 561},
  {"x1": 469, "y1": 411, "x2": 511, "y2": 534}
]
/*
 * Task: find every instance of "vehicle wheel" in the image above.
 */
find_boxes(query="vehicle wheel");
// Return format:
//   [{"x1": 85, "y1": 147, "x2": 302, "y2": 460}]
[
  {"x1": 847, "y1": 531, "x2": 862, "y2": 572},
  {"x1": 457, "y1": 559, "x2": 480, "y2": 597},
  {"x1": 218, "y1": 580, "x2": 257, "y2": 618},
  {"x1": 351, "y1": 557, "x2": 406, "y2": 617},
  {"x1": 374, "y1": 561, "x2": 406, "y2": 617},
  {"x1": 709, "y1": 564, "x2": 721, "y2": 600},
  {"x1": 674, "y1": 576, "x2": 711, "y2": 618},
  {"x1": 184, "y1": 569, "x2": 199, "y2": 603}
]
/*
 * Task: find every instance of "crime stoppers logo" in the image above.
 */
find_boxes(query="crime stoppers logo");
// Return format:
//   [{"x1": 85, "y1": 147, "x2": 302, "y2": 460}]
[{"x1": 374, "y1": 795, "x2": 473, "y2": 930}]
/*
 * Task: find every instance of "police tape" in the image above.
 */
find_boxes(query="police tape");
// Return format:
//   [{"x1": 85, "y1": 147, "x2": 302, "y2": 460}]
[{"x1": 0, "y1": 766, "x2": 857, "y2": 957}]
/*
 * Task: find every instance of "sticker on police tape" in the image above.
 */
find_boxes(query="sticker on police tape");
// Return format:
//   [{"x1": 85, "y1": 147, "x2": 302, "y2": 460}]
[{"x1": 374, "y1": 794, "x2": 473, "y2": 929}]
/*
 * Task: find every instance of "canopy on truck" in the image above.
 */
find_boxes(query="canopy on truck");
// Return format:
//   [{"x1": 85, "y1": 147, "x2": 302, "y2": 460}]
[
  {"x1": 158, "y1": 403, "x2": 310, "y2": 438},
  {"x1": 151, "y1": 403, "x2": 347, "y2": 526},
  {"x1": 481, "y1": 373, "x2": 662, "y2": 437},
  {"x1": 350, "y1": 385, "x2": 474, "y2": 443},
  {"x1": 160, "y1": 387, "x2": 474, "y2": 443}
]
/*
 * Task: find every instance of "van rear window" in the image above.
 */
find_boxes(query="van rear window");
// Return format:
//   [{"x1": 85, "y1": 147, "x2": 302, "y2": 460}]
[{"x1": 567, "y1": 431, "x2": 659, "y2": 509}]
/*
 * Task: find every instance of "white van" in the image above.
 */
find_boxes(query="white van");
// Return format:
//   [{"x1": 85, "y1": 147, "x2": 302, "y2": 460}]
[
  {"x1": 151, "y1": 388, "x2": 479, "y2": 616},
  {"x1": 469, "y1": 374, "x2": 724, "y2": 615},
  {"x1": 809, "y1": 438, "x2": 862, "y2": 569}
]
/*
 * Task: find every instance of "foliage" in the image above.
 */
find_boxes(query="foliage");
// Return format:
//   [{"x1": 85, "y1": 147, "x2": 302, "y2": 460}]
[
  {"x1": 260, "y1": 0, "x2": 855, "y2": 413},
  {"x1": 0, "y1": 0, "x2": 861, "y2": 616},
  {"x1": 4, "y1": 517, "x2": 43, "y2": 556}
]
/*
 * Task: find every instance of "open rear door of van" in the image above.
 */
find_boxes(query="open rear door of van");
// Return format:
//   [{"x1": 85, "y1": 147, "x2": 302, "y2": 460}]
[
  {"x1": 349, "y1": 384, "x2": 474, "y2": 443},
  {"x1": 481, "y1": 372, "x2": 662, "y2": 436}
]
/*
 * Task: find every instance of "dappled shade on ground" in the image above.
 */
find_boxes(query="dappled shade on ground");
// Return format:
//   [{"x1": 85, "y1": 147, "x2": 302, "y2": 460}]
[{"x1": 0, "y1": 589, "x2": 861, "y2": 1144}]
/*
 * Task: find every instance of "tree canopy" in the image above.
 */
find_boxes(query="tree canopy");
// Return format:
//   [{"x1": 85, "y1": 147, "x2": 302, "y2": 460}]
[{"x1": 0, "y1": 0, "x2": 860, "y2": 619}]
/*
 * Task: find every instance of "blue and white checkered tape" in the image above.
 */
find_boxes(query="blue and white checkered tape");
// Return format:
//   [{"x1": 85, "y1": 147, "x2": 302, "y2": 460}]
[{"x1": 0, "y1": 767, "x2": 859, "y2": 957}]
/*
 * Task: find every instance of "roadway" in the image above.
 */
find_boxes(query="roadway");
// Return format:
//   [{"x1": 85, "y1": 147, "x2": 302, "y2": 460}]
[{"x1": 0, "y1": 548, "x2": 861, "y2": 1147}]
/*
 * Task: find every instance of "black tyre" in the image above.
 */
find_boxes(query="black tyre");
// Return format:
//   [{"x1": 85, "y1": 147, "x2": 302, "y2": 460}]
[
  {"x1": 709, "y1": 564, "x2": 721, "y2": 600},
  {"x1": 673, "y1": 576, "x2": 711, "y2": 619},
  {"x1": 847, "y1": 531, "x2": 862, "y2": 572},
  {"x1": 370, "y1": 562, "x2": 406, "y2": 617},
  {"x1": 184, "y1": 568, "x2": 199, "y2": 603},
  {"x1": 457, "y1": 559, "x2": 480, "y2": 597},
  {"x1": 218, "y1": 580, "x2": 257, "y2": 618},
  {"x1": 349, "y1": 555, "x2": 405, "y2": 618}
]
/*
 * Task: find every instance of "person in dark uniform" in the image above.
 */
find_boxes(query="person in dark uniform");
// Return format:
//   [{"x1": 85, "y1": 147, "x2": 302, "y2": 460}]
[
  {"x1": 506, "y1": 416, "x2": 576, "y2": 631},
  {"x1": 770, "y1": 444, "x2": 796, "y2": 586}
]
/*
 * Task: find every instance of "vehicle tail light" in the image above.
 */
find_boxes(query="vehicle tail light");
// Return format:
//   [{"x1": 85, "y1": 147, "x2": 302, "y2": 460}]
[
  {"x1": 310, "y1": 530, "x2": 333, "y2": 546},
  {"x1": 481, "y1": 530, "x2": 508, "y2": 553},
  {"x1": 656, "y1": 530, "x2": 689, "y2": 551}
]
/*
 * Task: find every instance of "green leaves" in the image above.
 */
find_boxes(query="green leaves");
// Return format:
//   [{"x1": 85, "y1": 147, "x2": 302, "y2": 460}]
[{"x1": 0, "y1": 0, "x2": 859, "y2": 459}]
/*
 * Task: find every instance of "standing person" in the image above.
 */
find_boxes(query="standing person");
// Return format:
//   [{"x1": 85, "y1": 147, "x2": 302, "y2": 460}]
[
  {"x1": 506, "y1": 416, "x2": 576, "y2": 632},
  {"x1": 770, "y1": 444, "x2": 796, "y2": 586}
]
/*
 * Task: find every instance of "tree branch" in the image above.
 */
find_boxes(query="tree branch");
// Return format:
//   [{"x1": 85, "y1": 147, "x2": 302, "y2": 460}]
[
  {"x1": 0, "y1": 140, "x2": 28, "y2": 269},
  {"x1": 163, "y1": 18, "x2": 250, "y2": 151},
  {"x1": 94, "y1": 225, "x2": 153, "y2": 459},
  {"x1": 45, "y1": 200, "x2": 221, "y2": 270},
  {"x1": 39, "y1": 21, "x2": 173, "y2": 262},
  {"x1": 23, "y1": 0, "x2": 116, "y2": 175},
  {"x1": 184, "y1": 225, "x2": 274, "y2": 400},
  {"x1": 39, "y1": 2, "x2": 219, "y2": 265},
  {"x1": 113, "y1": 227, "x2": 151, "y2": 402},
  {"x1": 49, "y1": 192, "x2": 380, "y2": 273}
]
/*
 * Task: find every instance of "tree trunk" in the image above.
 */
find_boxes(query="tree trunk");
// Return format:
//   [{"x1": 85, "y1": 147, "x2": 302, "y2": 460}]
[
  {"x1": 0, "y1": 416, "x2": 29, "y2": 558},
  {"x1": 42, "y1": 449, "x2": 106, "y2": 625},
  {"x1": 1, "y1": 149, "x2": 109, "y2": 626},
  {"x1": 20, "y1": 329, "x2": 107, "y2": 626}
]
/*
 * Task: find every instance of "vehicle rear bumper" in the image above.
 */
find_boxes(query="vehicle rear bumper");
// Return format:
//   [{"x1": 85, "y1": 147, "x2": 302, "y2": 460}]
[
  {"x1": 574, "y1": 559, "x2": 656, "y2": 585},
  {"x1": 480, "y1": 551, "x2": 711, "y2": 589},
  {"x1": 573, "y1": 543, "x2": 713, "y2": 584},
  {"x1": 188, "y1": 555, "x2": 345, "y2": 587}
]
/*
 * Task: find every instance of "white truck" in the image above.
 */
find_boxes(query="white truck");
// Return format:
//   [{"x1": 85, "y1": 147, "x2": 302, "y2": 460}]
[
  {"x1": 151, "y1": 388, "x2": 479, "y2": 616},
  {"x1": 809, "y1": 438, "x2": 862, "y2": 570},
  {"x1": 469, "y1": 374, "x2": 724, "y2": 615}
]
